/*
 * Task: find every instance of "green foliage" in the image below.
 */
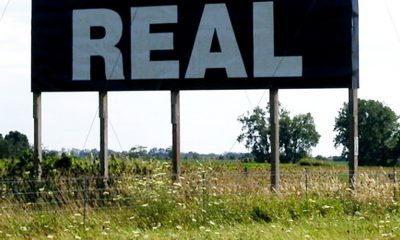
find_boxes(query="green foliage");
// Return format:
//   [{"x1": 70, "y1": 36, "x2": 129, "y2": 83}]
[
  {"x1": 0, "y1": 131, "x2": 29, "y2": 159},
  {"x1": 1, "y1": 160, "x2": 400, "y2": 239},
  {"x1": 250, "y1": 205, "x2": 273, "y2": 223},
  {"x1": 128, "y1": 145, "x2": 148, "y2": 159},
  {"x1": 0, "y1": 131, "x2": 30, "y2": 159},
  {"x1": 2, "y1": 183, "x2": 400, "y2": 239},
  {"x1": 53, "y1": 154, "x2": 73, "y2": 169},
  {"x1": 280, "y1": 111, "x2": 320, "y2": 163},
  {"x1": 238, "y1": 106, "x2": 320, "y2": 163},
  {"x1": 4, "y1": 131, "x2": 30, "y2": 158},
  {"x1": 394, "y1": 131, "x2": 400, "y2": 165},
  {"x1": 297, "y1": 158, "x2": 334, "y2": 167},
  {"x1": 237, "y1": 107, "x2": 270, "y2": 162},
  {"x1": 0, "y1": 150, "x2": 34, "y2": 177},
  {"x1": 0, "y1": 134, "x2": 7, "y2": 158},
  {"x1": 334, "y1": 99, "x2": 400, "y2": 166}
]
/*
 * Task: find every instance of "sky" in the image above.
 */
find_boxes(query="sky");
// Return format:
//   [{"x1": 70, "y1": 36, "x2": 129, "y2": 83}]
[{"x1": 0, "y1": 0, "x2": 400, "y2": 156}]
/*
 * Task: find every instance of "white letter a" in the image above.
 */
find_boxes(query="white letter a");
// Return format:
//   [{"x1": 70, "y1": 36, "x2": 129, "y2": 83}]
[{"x1": 185, "y1": 4, "x2": 247, "y2": 79}]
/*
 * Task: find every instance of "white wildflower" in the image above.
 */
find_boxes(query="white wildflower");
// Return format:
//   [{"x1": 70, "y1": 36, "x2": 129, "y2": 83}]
[{"x1": 20, "y1": 226, "x2": 28, "y2": 232}]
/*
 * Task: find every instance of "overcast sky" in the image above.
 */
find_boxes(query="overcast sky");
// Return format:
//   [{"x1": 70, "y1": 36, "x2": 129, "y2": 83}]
[{"x1": 0, "y1": 0, "x2": 400, "y2": 156}]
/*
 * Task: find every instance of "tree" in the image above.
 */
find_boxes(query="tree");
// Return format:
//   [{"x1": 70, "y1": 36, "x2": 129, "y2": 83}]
[
  {"x1": 128, "y1": 145, "x2": 148, "y2": 159},
  {"x1": 280, "y1": 112, "x2": 320, "y2": 163},
  {"x1": 0, "y1": 134, "x2": 9, "y2": 158},
  {"x1": 0, "y1": 131, "x2": 30, "y2": 159},
  {"x1": 4, "y1": 131, "x2": 30, "y2": 158},
  {"x1": 148, "y1": 147, "x2": 171, "y2": 160},
  {"x1": 334, "y1": 99, "x2": 399, "y2": 166},
  {"x1": 394, "y1": 132, "x2": 400, "y2": 165},
  {"x1": 237, "y1": 107, "x2": 270, "y2": 162},
  {"x1": 238, "y1": 106, "x2": 320, "y2": 163}
]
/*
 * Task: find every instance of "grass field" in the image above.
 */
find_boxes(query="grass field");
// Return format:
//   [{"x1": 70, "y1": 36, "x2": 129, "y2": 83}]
[
  {"x1": 3, "y1": 211, "x2": 399, "y2": 239},
  {"x1": 0, "y1": 159, "x2": 399, "y2": 239}
]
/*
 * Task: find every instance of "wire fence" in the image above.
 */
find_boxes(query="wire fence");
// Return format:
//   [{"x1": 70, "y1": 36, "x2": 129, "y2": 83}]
[{"x1": 1, "y1": 168, "x2": 398, "y2": 218}]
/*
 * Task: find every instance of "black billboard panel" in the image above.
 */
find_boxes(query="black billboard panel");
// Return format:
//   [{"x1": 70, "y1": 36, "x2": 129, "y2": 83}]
[{"x1": 31, "y1": 0, "x2": 358, "y2": 92}]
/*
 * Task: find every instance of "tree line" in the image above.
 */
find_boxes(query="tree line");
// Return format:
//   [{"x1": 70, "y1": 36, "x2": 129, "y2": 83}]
[
  {"x1": 237, "y1": 99, "x2": 400, "y2": 166},
  {"x1": 0, "y1": 136, "x2": 249, "y2": 162},
  {"x1": 107, "y1": 147, "x2": 250, "y2": 161},
  {"x1": 1, "y1": 98, "x2": 400, "y2": 166}
]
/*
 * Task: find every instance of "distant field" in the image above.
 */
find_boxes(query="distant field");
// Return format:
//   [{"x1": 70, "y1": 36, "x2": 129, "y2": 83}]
[
  {"x1": 0, "y1": 159, "x2": 399, "y2": 239},
  {"x1": 181, "y1": 159, "x2": 393, "y2": 171}
]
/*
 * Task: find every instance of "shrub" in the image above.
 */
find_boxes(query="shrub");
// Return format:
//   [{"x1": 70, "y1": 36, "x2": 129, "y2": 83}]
[
  {"x1": 54, "y1": 154, "x2": 73, "y2": 169},
  {"x1": 298, "y1": 157, "x2": 334, "y2": 167},
  {"x1": 251, "y1": 205, "x2": 273, "y2": 223}
]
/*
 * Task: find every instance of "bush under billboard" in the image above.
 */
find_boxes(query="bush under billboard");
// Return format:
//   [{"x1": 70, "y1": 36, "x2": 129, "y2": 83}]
[{"x1": 31, "y1": 0, "x2": 358, "y2": 92}]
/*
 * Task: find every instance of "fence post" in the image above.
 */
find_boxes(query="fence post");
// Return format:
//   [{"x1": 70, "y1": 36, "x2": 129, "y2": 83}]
[
  {"x1": 243, "y1": 166, "x2": 248, "y2": 178},
  {"x1": 393, "y1": 165, "x2": 397, "y2": 200},
  {"x1": 201, "y1": 171, "x2": 207, "y2": 223},
  {"x1": 83, "y1": 176, "x2": 88, "y2": 226},
  {"x1": 304, "y1": 168, "x2": 308, "y2": 196}
]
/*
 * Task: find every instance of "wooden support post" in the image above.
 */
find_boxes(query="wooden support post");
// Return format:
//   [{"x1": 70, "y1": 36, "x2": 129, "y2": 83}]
[
  {"x1": 171, "y1": 90, "x2": 181, "y2": 182},
  {"x1": 270, "y1": 89, "x2": 280, "y2": 191},
  {"x1": 99, "y1": 92, "x2": 109, "y2": 179},
  {"x1": 349, "y1": 88, "x2": 358, "y2": 189},
  {"x1": 33, "y1": 92, "x2": 42, "y2": 180}
]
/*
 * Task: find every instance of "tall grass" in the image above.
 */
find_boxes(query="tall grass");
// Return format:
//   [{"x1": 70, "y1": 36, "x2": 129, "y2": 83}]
[{"x1": 0, "y1": 159, "x2": 399, "y2": 239}]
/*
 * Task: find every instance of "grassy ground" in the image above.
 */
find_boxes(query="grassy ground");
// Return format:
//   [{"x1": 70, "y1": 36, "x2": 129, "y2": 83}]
[
  {"x1": 0, "y1": 159, "x2": 399, "y2": 239},
  {"x1": 1, "y1": 200, "x2": 399, "y2": 240},
  {"x1": 137, "y1": 217, "x2": 400, "y2": 240}
]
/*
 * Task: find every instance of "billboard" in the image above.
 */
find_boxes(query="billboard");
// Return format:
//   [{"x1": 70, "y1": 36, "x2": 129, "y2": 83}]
[{"x1": 31, "y1": 0, "x2": 358, "y2": 92}]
